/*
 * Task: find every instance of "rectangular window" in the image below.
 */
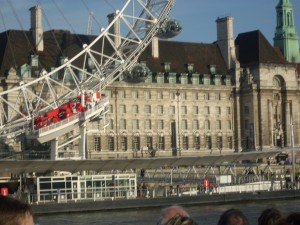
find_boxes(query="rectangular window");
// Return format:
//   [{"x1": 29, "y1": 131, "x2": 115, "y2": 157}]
[
  {"x1": 204, "y1": 93, "x2": 209, "y2": 100},
  {"x1": 120, "y1": 136, "x2": 127, "y2": 151},
  {"x1": 146, "y1": 137, "x2": 153, "y2": 149},
  {"x1": 169, "y1": 106, "x2": 175, "y2": 115},
  {"x1": 182, "y1": 136, "x2": 189, "y2": 150},
  {"x1": 158, "y1": 120, "x2": 164, "y2": 130},
  {"x1": 215, "y1": 93, "x2": 221, "y2": 100},
  {"x1": 216, "y1": 120, "x2": 222, "y2": 130},
  {"x1": 193, "y1": 106, "x2": 198, "y2": 114},
  {"x1": 204, "y1": 106, "x2": 210, "y2": 115},
  {"x1": 181, "y1": 106, "x2": 187, "y2": 114},
  {"x1": 157, "y1": 91, "x2": 163, "y2": 99},
  {"x1": 158, "y1": 136, "x2": 165, "y2": 150},
  {"x1": 205, "y1": 120, "x2": 210, "y2": 130},
  {"x1": 193, "y1": 120, "x2": 199, "y2": 130},
  {"x1": 193, "y1": 93, "x2": 198, "y2": 100},
  {"x1": 132, "y1": 105, "x2": 139, "y2": 114},
  {"x1": 120, "y1": 119, "x2": 126, "y2": 130},
  {"x1": 181, "y1": 119, "x2": 188, "y2": 129},
  {"x1": 94, "y1": 136, "x2": 101, "y2": 151},
  {"x1": 31, "y1": 55, "x2": 39, "y2": 67},
  {"x1": 227, "y1": 120, "x2": 232, "y2": 130},
  {"x1": 216, "y1": 106, "x2": 221, "y2": 115},
  {"x1": 132, "y1": 137, "x2": 140, "y2": 151},
  {"x1": 144, "y1": 91, "x2": 151, "y2": 99},
  {"x1": 194, "y1": 136, "x2": 200, "y2": 150},
  {"x1": 120, "y1": 104, "x2": 126, "y2": 113},
  {"x1": 118, "y1": 90, "x2": 125, "y2": 98},
  {"x1": 181, "y1": 92, "x2": 187, "y2": 100},
  {"x1": 145, "y1": 105, "x2": 151, "y2": 114},
  {"x1": 108, "y1": 137, "x2": 114, "y2": 151},
  {"x1": 226, "y1": 107, "x2": 231, "y2": 115},
  {"x1": 158, "y1": 105, "x2": 163, "y2": 114},
  {"x1": 145, "y1": 119, "x2": 151, "y2": 130},
  {"x1": 132, "y1": 91, "x2": 138, "y2": 99},
  {"x1": 133, "y1": 119, "x2": 139, "y2": 130},
  {"x1": 170, "y1": 92, "x2": 175, "y2": 100}
]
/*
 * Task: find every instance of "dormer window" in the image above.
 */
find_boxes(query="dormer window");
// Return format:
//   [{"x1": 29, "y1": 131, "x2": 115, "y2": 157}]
[
  {"x1": 209, "y1": 64, "x2": 216, "y2": 75},
  {"x1": 87, "y1": 58, "x2": 95, "y2": 70},
  {"x1": 187, "y1": 64, "x2": 194, "y2": 73},
  {"x1": 59, "y1": 56, "x2": 67, "y2": 66},
  {"x1": 164, "y1": 62, "x2": 171, "y2": 73},
  {"x1": 30, "y1": 55, "x2": 39, "y2": 67},
  {"x1": 19, "y1": 64, "x2": 31, "y2": 78}
]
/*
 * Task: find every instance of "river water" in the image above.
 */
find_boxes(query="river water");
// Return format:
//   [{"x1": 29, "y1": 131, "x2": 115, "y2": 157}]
[{"x1": 36, "y1": 199, "x2": 300, "y2": 225}]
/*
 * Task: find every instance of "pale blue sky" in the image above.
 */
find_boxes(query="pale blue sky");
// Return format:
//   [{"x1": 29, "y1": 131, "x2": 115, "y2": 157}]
[{"x1": 0, "y1": 0, "x2": 299, "y2": 45}]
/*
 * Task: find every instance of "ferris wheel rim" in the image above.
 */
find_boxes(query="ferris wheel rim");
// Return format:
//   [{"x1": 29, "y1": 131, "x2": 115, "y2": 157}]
[
  {"x1": 0, "y1": 0, "x2": 133, "y2": 96},
  {"x1": 0, "y1": 0, "x2": 175, "y2": 138}
]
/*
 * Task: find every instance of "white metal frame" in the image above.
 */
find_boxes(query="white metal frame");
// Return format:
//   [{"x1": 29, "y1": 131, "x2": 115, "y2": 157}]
[{"x1": 0, "y1": 0, "x2": 175, "y2": 145}]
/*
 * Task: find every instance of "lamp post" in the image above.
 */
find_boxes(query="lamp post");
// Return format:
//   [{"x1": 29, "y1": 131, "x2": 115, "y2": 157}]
[{"x1": 176, "y1": 91, "x2": 180, "y2": 156}]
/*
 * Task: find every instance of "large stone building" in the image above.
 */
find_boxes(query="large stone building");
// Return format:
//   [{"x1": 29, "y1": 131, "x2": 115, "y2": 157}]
[{"x1": 0, "y1": 0, "x2": 299, "y2": 160}]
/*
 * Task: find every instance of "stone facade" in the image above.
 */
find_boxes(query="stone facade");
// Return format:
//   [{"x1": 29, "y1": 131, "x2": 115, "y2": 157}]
[{"x1": 0, "y1": 1, "x2": 299, "y2": 161}]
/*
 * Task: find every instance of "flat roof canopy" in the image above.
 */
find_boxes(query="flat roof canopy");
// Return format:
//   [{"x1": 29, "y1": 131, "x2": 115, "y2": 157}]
[{"x1": 0, "y1": 150, "x2": 285, "y2": 174}]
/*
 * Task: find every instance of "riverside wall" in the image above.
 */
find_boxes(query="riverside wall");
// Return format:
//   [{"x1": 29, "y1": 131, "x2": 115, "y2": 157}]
[{"x1": 32, "y1": 189, "x2": 300, "y2": 215}]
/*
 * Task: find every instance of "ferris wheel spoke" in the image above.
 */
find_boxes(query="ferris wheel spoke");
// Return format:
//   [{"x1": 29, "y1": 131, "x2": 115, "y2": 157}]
[{"x1": 0, "y1": 0, "x2": 176, "y2": 143}]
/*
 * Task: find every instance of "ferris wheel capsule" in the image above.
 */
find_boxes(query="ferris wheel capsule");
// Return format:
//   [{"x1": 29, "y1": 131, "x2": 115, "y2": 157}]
[{"x1": 157, "y1": 18, "x2": 182, "y2": 39}]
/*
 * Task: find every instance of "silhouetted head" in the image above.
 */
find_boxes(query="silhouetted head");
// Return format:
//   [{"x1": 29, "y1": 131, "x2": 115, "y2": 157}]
[
  {"x1": 157, "y1": 205, "x2": 190, "y2": 225},
  {"x1": 217, "y1": 208, "x2": 249, "y2": 225},
  {"x1": 258, "y1": 208, "x2": 282, "y2": 225}
]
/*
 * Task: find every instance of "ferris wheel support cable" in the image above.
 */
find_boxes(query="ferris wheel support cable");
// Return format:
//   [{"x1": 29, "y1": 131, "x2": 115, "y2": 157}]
[
  {"x1": 80, "y1": 0, "x2": 103, "y2": 33},
  {"x1": 0, "y1": 7, "x2": 18, "y2": 69},
  {"x1": 7, "y1": 0, "x2": 35, "y2": 54},
  {"x1": 52, "y1": 0, "x2": 84, "y2": 44},
  {"x1": 35, "y1": 0, "x2": 64, "y2": 56}
]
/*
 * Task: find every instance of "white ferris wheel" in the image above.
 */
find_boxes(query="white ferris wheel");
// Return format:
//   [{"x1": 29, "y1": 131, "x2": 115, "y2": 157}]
[{"x1": 0, "y1": 0, "x2": 176, "y2": 158}]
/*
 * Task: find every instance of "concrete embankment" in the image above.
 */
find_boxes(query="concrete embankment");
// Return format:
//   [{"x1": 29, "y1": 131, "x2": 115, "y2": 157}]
[{"x1": 32, "y1": 189, "x2": 300, "y2": 215}]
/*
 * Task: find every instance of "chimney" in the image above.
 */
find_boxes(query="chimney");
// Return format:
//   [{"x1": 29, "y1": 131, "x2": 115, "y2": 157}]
[
  {"x1": 107, "y1": 12, "x2": 121, "y2": 47},
  {"x1": 151, "y1": 36, "x2": 159, "y2": 58},
  {"x1": 216, "y1": 16, "x2": 236, "y2": 70},
  {"x1": 30, "y1": 5, "x2": 44, "y2": 52}
]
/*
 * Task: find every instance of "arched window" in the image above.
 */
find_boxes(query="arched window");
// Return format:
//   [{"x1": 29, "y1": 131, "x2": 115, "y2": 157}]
[{"x1": 273, "y1": 77, "x2": 281, "y2": 88}]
